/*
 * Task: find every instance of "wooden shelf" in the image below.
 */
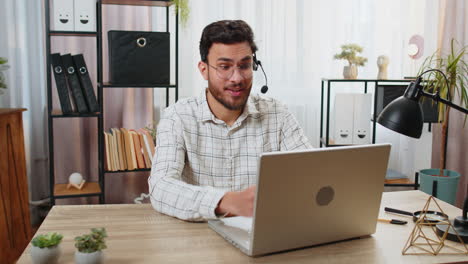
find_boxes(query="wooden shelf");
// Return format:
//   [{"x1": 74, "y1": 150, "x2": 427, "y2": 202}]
[
  {"x1": 102, "y1": 0, "x2": 174, "y2": 7},
  {"x1": 319, "y1": 137, "x2": 352, "y2": 147},
  {"x1": 384, "y1": 178, "x2": 414, "y2": 185},
  {"x1": 105, "y1": 168, "x2": 151, "y2": 173},
  {"x1": 100, "y1": 82, "x2": 176, "y2": 88},
  {"x1": 54, "y1": 182, "x2": 101, "y2": 197},
  {"x1": 50, "y1": 31, "x2": 97, "y2": 36},
  {"x1": 51, "y1": 110, "x2": 101, "y2": 118}
]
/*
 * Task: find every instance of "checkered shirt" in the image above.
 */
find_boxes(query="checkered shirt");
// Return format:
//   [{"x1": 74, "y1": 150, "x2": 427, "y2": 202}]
[{"x1": 148, "y1": 90, "x2": 312, "y2": 221}]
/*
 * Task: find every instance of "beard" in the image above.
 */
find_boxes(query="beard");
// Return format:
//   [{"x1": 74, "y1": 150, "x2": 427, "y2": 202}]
[{"x1": 207, "y1": 79, "x2": 252, "y2": 111}]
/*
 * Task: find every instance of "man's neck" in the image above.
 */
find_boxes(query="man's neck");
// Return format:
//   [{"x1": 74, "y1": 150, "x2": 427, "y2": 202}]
[{"x1": 206, "y1": 89, "x2": 243, "y2": 126}]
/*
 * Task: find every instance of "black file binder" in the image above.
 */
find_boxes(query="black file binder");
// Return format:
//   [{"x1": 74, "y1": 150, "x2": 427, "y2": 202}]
[
  {"x1": 61, "y1": 54, "x2": 89, "y2": 113},
  {"x1": 50, "y1": 53, "x2": 73, "y2": 114},
  {"x1": 72, "y1": 54, "x2": 99, "y2": 113}
]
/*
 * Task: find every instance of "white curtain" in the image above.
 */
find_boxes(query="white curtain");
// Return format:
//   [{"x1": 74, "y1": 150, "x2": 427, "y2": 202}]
[
  {"x1": 176, "y1": 0, "x2": 440, "y2": 180},
  {"x1": 0, "y1": 0, "x2": 48, "y2": 224},
  {"x1": 0, "y1": 0, "x2": 445, "y2": 222}
]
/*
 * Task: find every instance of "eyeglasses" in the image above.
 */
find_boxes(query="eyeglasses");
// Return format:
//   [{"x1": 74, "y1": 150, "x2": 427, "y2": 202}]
[{"x1": 207, "y1": 62, "x2": 254, "y2": 80}]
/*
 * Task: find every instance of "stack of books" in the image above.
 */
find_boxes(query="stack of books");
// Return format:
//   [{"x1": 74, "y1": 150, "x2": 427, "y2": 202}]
[{"x1": 104, "y1": 128, "x2": 155, "y2": 172}]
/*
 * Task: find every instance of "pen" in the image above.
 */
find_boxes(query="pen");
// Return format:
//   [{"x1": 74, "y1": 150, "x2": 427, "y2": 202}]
[{"x1": 377, "y1": 219, "x2": 408, "y2": 225}]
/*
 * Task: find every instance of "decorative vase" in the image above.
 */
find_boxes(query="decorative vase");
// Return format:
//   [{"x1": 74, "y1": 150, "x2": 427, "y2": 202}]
[
  {"x1": 75, "y1": 250, "x2": 104, "y2": 264},
  {"x1": 377, "y1": 55, "x2": 389, "y2": 79},
  {"x1": 419, "y1": 169, "x2": 461, "y2": 205},
  {"x1": 343, "y1": 65, "x2": 358, "y2": 79},
  {"x1": 30, "y1": 245, "x2": 61, "y2": 264}
]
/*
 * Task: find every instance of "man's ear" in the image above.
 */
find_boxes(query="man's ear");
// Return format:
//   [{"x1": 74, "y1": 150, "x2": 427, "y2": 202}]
[{"x1": 198, "y1": 61, "x2": 208, "y2": 81}]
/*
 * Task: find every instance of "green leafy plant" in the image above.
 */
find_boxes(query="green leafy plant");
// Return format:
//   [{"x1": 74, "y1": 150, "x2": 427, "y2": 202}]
[
  {"x1": 172, "y1": 0, "x2": 190, "y2": 28},
  {"x1": 31, "y1": 232, "x2": 63, "y2": 248},
  {"x1": 74, "y1": 228, "x2": 108, "y2": 253},
  {"x1": 333, "y1": 44, "x2": 368, "y2": 67},
  {"x1": 0, "y1": 57, "x2": 10, "y2": 93},
  {"x1": 418, "y1": 39, "x2": 468, "y2": 173}
]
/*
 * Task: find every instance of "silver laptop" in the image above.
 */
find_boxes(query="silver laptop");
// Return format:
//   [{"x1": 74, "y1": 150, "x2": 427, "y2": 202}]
[{"x1": 208, "y1": 143, "x2": 391, "y2": 257}]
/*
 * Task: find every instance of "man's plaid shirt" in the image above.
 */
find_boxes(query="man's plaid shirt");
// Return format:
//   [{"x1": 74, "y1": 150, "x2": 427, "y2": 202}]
[{"x1": 148, "y1": 90, "x2": 312, "y2": 221}]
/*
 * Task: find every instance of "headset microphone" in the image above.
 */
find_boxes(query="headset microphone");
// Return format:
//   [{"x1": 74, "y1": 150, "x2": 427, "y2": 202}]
[{"x1": 253, "y1": 54, "x2": 269, "y2": 94}]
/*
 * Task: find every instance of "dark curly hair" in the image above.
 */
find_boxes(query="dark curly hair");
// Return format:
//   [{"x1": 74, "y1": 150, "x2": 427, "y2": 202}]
[{"x1": 199, "y1": 20, "x2": 258, "y2": 62}]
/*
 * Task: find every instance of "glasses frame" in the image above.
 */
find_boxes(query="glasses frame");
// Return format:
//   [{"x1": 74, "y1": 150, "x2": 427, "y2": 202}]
[{"x1": 206, "y1": 61, "x2": 254, "y2": 80}]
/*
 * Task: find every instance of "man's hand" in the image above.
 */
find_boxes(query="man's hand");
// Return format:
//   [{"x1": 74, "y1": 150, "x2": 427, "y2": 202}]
[{"x1": 215, "y1": 185, "x2": 256, "y2": 217}]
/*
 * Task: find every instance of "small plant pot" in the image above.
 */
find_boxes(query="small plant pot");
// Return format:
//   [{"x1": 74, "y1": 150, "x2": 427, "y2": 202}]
[
  {"x1": 30, "y1": 245, "x2": 61, "y2": 264},
  {"x1": 419, "y1": 168, "x2": 461, "y2": 205},
  {"x1": 343, "y1": 65, "x2": 358, "y2": 79},
  {"x1": 75, "y1": 250, "x2": 104, "y2": 264}
]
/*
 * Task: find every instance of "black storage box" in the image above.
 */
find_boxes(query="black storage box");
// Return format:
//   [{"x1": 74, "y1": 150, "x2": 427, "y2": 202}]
[{"x1": 108, "y1": 30, "x2": 170, "y2": 85}]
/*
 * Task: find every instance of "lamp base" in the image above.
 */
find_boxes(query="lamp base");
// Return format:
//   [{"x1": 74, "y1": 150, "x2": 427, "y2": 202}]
[{"x1": 436, "y1": 220, "x2": 468, "y2": 243}]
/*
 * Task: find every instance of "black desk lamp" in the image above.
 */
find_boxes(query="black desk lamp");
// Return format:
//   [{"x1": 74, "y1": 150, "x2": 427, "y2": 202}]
[{"x1": 377, "y1": 69, "x2": 468, "y2": 242}]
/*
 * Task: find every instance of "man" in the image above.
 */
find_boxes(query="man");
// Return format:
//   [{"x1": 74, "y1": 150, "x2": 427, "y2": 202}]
[{"x1": 148, "y1": 20, "x2": 311, "y2": 221}]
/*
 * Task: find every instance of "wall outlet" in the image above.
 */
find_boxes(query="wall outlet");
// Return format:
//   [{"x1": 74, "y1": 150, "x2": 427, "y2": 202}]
[
  {"x1": 53, "y1": 0, "x2": 74, "y2": 31},
  {"x1": 74, "y1": 0, "x2": 96, "y2": 32}
]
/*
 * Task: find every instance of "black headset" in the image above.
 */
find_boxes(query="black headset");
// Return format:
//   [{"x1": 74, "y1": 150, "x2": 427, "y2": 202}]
[{"x1": 253, "y1": 54, "x2": 269, "y2": 94}]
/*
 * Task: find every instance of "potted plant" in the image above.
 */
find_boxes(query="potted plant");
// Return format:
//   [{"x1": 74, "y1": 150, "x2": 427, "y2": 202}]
[
  {"x1": 30, "y1": 232, "x2": 63, "y2": 264},
  {"x1": 333, "y1": 44, "x2": 367, "y2": 79},
  {"x1": 0, "y1": 57, "x2": 10, "y2": 94},
  {"x1": 417, "y1": 39, "x2": 468, "y2": 205},
  {"x1": 74, "y1": 228, "x2": 108, "y2": 264}
]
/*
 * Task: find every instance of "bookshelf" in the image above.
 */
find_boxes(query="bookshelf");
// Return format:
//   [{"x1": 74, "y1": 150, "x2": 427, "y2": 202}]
[{"x1": 45, "y1": 0, "x2": 179, "y2": 205}]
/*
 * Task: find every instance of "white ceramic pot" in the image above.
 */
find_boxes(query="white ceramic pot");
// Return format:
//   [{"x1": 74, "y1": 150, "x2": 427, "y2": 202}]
[
  {"x1": 30, "y1": 245, "x2": 61, "y2": 264},
  {"x1": 343, "y1": 65, "x2": 358, "y2": 79},
  {"x1": 75, "y1": 250, "x2": 104, "y2": 264}
]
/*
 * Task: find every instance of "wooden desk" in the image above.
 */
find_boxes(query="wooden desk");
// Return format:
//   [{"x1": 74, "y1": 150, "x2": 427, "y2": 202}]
[{"x1": 17, "y1": 191, "x2": 468, "y2": 263}]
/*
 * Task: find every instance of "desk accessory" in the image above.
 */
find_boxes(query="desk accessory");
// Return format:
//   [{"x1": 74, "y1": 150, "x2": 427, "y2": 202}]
[
  {"x1": 436, "y1": 198, "x2": 468, "y2": 243},
  {"x1": 377, "y1": 218, "x2": 407, "y2": 225},
  {"x1": 30, "y1": 232, "x2": 63, "y2": 264},
  {"x1": 377, "y1": 65, "x2": 468, "y2": 238},
  {"x1": 385, "y1": 207, "x2": 448, "y2": 223},
  {"x1": 402, "y1": 196, "x2": 468, "y2": 255},
  {"x1": 108, "y1": 30, "x2": 170, "y2": 85},
  {"x1": 67, "y1": 172, "x2": 86, "y2": 190}
]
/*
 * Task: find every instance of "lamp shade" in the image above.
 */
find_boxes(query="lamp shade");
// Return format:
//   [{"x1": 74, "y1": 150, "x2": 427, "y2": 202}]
[{"x1": 377, "y1": 96, "x2": 424, "y2": 138}]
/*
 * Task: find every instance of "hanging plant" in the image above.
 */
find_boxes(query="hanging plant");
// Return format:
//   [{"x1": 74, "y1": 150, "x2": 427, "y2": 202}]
[{"x1": 172, "y1": 0, "x2": 190, "y2": 28}]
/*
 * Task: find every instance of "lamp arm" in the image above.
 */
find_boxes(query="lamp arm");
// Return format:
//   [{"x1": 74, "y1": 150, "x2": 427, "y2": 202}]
[
  {"x1": 420, "y1": 91, "x2": 468, "y2": 114},
  {"x1": 419, "y1": 69, "x2": 452, "y2": 101}
]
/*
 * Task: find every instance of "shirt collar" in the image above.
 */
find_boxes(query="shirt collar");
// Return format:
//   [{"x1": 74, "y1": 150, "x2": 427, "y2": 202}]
[{"x1": 197, "y1": 88, "x2": 260, "y2": 124}]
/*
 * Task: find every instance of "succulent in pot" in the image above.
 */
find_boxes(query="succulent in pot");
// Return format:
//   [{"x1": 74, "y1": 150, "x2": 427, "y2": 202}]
[
  {"x1": 74, "y1": 228, "x2": 108, "y2": 264},
  {"x1": 30, "y1": 232, "x2": 63, "y2": 264}
]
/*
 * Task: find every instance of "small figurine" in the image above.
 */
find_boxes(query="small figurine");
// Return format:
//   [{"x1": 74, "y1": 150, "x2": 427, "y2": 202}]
[
  {"x1": 67, "y1": 172, "x2": 86, "y2": 190},
  {"x1": 377, "y1": 55, "x2": 389, "y2": 79}
]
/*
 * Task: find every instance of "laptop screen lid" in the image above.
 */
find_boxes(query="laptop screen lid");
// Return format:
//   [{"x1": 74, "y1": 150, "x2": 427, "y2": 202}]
[{"x1": 250, "y1": 143, "x2": 391, "y2": 256}]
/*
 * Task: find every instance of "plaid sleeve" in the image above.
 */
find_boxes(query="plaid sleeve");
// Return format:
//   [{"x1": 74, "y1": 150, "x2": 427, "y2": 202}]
[
  {"x1": 280, "y1": 111, "x2": 313, "y2": 151},
  {"x1": 147, "y1": 107, "x2": 227, "y2": 221}
]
